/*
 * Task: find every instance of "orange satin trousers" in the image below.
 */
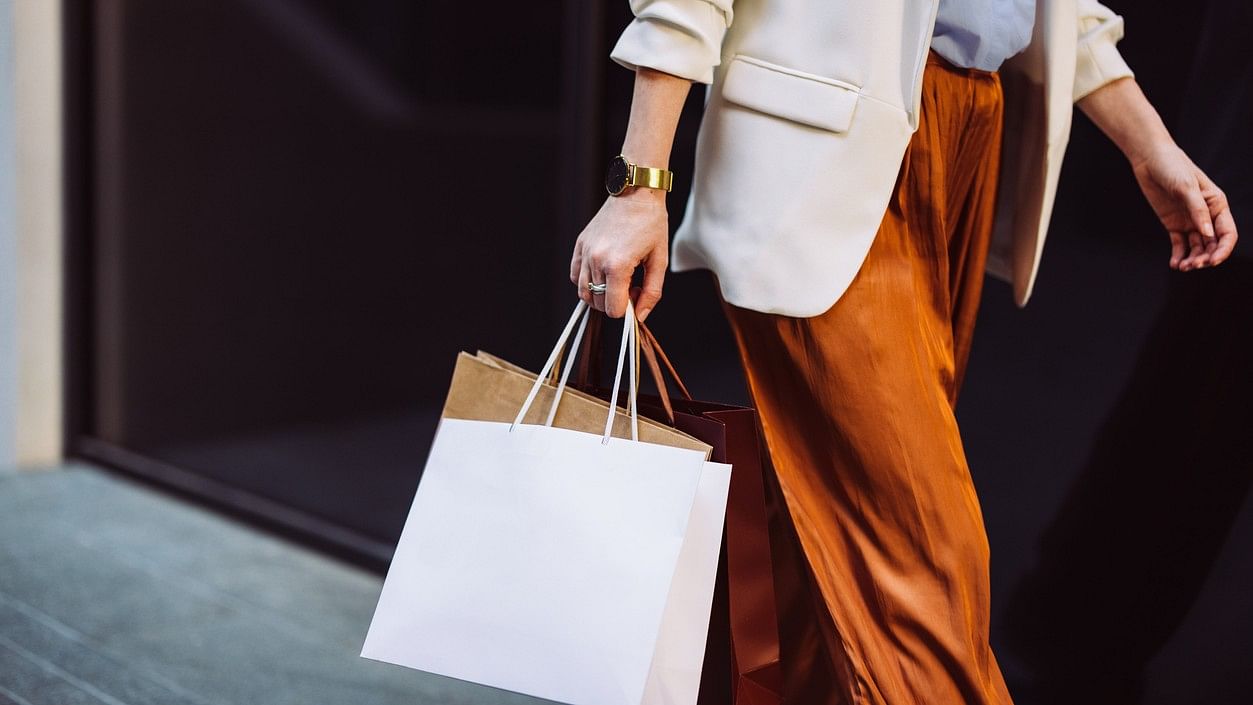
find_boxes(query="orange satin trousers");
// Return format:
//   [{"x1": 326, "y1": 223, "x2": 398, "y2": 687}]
[{"x1": 721, "y1": 52, "x2": 1013, "y2": 705}]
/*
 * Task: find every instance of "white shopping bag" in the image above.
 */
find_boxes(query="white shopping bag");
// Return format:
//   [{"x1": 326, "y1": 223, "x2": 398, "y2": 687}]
[
  {"x1": 362, "y1": 301, "x2": 732, "y2": 705},
  {"x1": 642, "y1": 455, "x2": 732, "y2": 705}
]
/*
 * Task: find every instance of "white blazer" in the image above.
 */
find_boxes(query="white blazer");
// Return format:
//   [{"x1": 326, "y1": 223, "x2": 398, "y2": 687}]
[{"x1": 611, "y1": 0, "x2": 1134, "y2": 316}]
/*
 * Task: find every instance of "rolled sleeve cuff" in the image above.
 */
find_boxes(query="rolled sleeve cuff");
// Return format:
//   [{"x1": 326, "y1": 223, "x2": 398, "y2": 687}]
[
  {"x1": 1073, "y1": 16, "x2": 1135, "y2": 101},
  {"x1": 609, "y1": 0, "x2": 730, "y2": 84}
]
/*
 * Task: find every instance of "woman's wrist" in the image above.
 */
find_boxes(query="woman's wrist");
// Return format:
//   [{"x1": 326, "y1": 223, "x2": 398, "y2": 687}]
[
  {"x1": 1121, "y1": 124, "x2": 1176, "y2": 172},
  {"x1": 619, "y1": 142, "x2": 674, "y2": 171},
  {"x1": 1077, "y1": 76, "x2": 1174, "y2": 167},
  {"x1": 611, "y1": 184, "x2": 668, "y2": 207}
]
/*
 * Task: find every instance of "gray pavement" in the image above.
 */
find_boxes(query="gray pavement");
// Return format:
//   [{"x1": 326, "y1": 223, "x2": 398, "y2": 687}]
[{"x1": 0, "y1": 464, "x2": 552, "y2": 705}]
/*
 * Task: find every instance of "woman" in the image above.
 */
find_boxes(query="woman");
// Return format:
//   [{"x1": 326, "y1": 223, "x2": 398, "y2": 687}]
[{"x1": 569, "y1": 1, "x2": 1239, "y2": 703}]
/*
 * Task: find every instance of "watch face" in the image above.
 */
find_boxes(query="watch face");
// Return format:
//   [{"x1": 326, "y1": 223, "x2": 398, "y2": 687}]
[{"x1": 605, "y1": 155, "x2": 630, "y2": 195}]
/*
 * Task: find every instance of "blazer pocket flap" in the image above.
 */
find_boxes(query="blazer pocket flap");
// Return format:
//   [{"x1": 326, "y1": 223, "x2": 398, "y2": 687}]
[{"x1": 721, "y1": 55, "x2": 860, "y2": 133}]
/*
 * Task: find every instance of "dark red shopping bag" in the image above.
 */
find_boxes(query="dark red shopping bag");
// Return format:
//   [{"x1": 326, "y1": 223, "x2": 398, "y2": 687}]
[{"x1": 577, "y1": 314, "x2": 784, "y2": 705}]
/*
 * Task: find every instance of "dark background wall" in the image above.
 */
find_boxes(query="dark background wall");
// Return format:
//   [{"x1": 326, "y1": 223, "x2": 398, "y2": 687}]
[
  {"x1": 956, "y1": 1, "x2": 1253, "y2": 701},
  {"x1": 66, "y1": 1, "x2": 1251, "y2": 702}
]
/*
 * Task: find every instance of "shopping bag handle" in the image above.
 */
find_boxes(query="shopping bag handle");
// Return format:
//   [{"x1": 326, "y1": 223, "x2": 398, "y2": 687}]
[
  {"x1": 510, "y1": 300, "x2": 639, "y2": 444},
  {"x1": 576, "y1": 311, "x2": 693, "y2": 425},
  {"x1": 638, "y1": 320, "x2": 693, "y2": 405}
]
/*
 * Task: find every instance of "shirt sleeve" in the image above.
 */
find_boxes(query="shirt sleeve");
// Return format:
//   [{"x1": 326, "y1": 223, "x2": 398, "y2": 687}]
[
  {"x1": 608, "y1": 0, "x2": 735, "y2": 85},
  {"x1": 1073, "y1": 0, "x2": 1135, "y2": 101}
]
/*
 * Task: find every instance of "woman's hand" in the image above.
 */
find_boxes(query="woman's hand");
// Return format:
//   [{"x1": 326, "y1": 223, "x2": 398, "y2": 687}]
[
  {"x1": 1078, "y1": 76, "x2": 1238, "y2": 271},
  {"x1": 1130, "y1": 142, "x2": 1238, "y2": 270},
  {"x1": 570, "y1": 188, "x2": 669, "y2": 321}
]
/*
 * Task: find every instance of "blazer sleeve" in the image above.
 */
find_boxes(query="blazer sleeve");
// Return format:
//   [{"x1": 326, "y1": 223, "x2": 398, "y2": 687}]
[
  {"x1": 608, "y1": 0, "x2": 735, "y2": 84},
  {"x1": 1073, "y1": 0, "x2": 1135, "y2": 101}
]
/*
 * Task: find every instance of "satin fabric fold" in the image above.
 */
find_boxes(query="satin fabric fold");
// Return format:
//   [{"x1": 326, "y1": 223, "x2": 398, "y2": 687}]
[{"x1": 720, "y1": 51, "x2": 1014, "y2": 705}]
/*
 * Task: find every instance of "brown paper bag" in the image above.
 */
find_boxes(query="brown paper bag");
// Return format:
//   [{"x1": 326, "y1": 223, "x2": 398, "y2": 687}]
[{"x1": 441, "y1": 350, "x2": 710, "y2": 455}]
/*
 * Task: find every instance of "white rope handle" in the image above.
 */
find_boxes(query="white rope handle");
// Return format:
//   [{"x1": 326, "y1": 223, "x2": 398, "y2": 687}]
[
  {"x1": 543, "y1": 307, "x2": 590, "y2": 427},
  {"x1": 601, "y1": 299, "x2": 639, "y2": 444},
  {"x1": 510, "y1": 300, "x2": 639, "y2": 444},
  {"x1": 511, "y1": 301, "x2": 588, "y2": 431}
]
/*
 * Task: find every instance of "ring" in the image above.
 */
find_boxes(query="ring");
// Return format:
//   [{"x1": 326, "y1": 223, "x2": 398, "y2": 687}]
[{"x1": 586, "y1": 282, "x2": 608, "y2": 294}]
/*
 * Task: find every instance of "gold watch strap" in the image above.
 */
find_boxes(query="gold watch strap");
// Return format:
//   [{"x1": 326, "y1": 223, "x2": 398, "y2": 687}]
[{"x1": 628, "y1": 164, "x2": 674, "y2": 192}]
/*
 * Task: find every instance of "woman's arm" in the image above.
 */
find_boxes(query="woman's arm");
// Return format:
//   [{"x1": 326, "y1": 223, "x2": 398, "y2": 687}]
[
  {"x1": 1078, "y1": 77, "x2": 1239, "y2": 270},
  {"x1": 570, "y1": 67, "x2": 692, "y2": 320}
]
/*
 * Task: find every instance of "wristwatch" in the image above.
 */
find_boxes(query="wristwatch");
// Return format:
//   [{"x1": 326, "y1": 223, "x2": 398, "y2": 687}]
[{"x1": 605, "y1": 154, "x2": 674, "y2": 196}]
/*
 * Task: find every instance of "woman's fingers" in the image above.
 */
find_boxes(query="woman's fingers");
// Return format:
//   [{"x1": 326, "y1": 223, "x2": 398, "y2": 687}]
[
  {"x1": 577, "y1": 256, "x2": 593, "y2": 306},
  {"x1": 1209, "y1": 207, "x2": 1240, "y2": 266},
  {"x1": 590, "y1": 267, "x2": 608, "y2": 312},
  {"x1": 586, "y1": 249, "x2": 615, "y2": 313},
  {"x1": 1201, "y1": 173, "x2": 1239, "y2": 267},
  {"x1": 1183, "y1": 181, "x2": 1217, "y2": 240},
  {"x1": 581, "y1": 253, "x2": 668, "y2": 318},
  {"x1": 603, "y1": 267, "x2": 630, "y2": 319},
  {"x1": 569, "y1": 240, "x2": 583, "y2": 286},
  {"x1": 635, "y1": 245, "x2": 667, "y2": 322},
  {"x1": 1181, "y1": 231, "x2": 1206, "y2": 270},
  {"x1": 1176, "y1": 167, "x2": 1239, "y2": 271},
  {"x1": 1168, "y1": 231, "x2": 1186, "y2": 270},
  {"x1": 1197, "y1": 231, "x2": 1216, "y2": 267}
]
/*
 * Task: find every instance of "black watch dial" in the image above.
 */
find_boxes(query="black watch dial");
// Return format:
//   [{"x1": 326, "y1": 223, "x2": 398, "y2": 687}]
[{"x1": 605, "y1": 155, "x2": 630, "y2": 195}]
